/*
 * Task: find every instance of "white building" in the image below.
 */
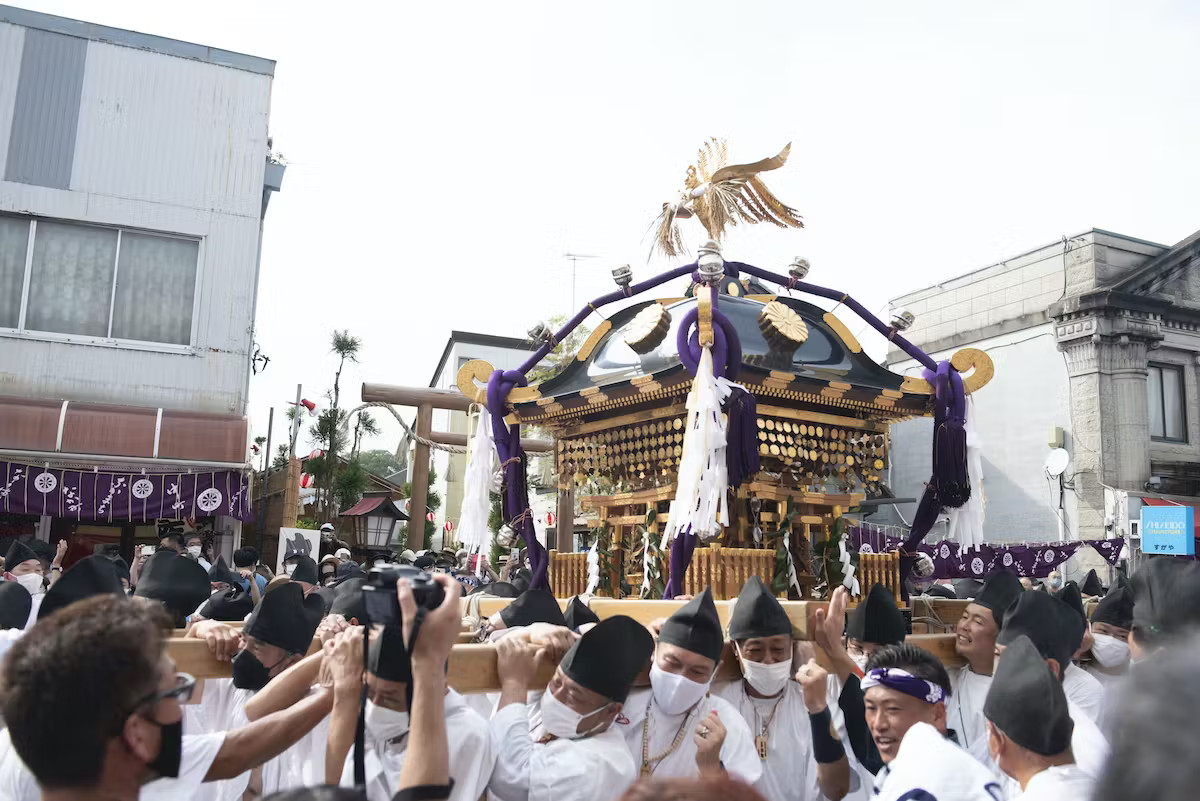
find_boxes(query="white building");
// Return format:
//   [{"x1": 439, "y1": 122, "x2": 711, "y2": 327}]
[
  {"x1": 886, "y1": 228, "x2": 1200, "y2": 577},
  {"x1": 0, "y1": 6, "x2": 281, "y2": 562}
]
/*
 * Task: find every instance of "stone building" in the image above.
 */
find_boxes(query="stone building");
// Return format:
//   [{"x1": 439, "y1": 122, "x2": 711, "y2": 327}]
[{"x1": 886, "y1": 228, "x2": 1199, "y2": 575}]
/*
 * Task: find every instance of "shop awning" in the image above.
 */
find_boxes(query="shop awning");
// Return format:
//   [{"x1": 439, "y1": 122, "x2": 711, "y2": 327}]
[
  {"x1": 1141, "y1": 497, "x2": 1200, "y2": 541},
  {"x1": 0, "y1": 395, "x2": 248, "y2": 468}
]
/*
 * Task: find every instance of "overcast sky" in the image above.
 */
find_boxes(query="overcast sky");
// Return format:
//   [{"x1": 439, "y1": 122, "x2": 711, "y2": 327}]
[{"x1": 21, "y1": 1, "x2": 1200, "y2": 458}]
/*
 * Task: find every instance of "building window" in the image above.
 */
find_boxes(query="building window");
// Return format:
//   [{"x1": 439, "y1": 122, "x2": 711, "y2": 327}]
[
  {"x1": 0, "y1": 214, "x2": 198, "y2": 346},
  {"x1": 1147, "y1": 363, "x2": 1187, "y2": 442}
]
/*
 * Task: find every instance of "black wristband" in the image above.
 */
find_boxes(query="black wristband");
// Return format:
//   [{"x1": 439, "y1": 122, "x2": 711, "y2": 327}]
[
  {"x1": 809, "y1": 707, "x2": 846, "y2": 764},
  {"x1": 392, "y1": 779, "x2": 455, "y2": 801}
]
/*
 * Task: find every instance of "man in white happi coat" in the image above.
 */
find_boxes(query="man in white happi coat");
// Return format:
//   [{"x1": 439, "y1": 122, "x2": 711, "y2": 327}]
[
  {"x1": 1083, "y1": 579, "x2": 1133, "y2": 737},
  {"x1": 1052, "y1": 581, "x2": 1106, "y2": 725},
  {"x1": 714, "y1": 576, "x2": 851, "y2": 801},
  {"x1": 489, "y1": 614, "x2": 653, "y2": 801},
  {"x1": 984, "y1": 635, "x2": 1094, "y2": 800},
  {"x1": 617, "y1": 589, "x2": 762, "y2": 785},
  {"x1": 993, "y1": 591, "x2": 1109, "y2": 795},
  {"x1": 946, "y1": 569, "x2": 1023, "y2": 764},
  {"x1": 861, "y1": 643, "x2": 1001, "y2": 801}
]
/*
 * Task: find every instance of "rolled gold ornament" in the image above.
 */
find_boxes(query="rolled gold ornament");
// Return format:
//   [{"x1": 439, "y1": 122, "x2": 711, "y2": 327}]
[
  {"x1": 625, "y1": 303, "x2": 673, "y2": 354},
  {"x1": 758, "y1": 301, "x2": 809, "y2": 351}
]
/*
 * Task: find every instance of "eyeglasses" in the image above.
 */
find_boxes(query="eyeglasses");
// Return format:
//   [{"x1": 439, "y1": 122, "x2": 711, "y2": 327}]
[{"x1": 133, "y1": 672, "x2": 196, "y2": 710}]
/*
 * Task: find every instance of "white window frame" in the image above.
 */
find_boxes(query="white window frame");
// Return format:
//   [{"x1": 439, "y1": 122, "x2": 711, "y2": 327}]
[{"x1": 0, "y1": 213, "x2": 203, "y2": 354}]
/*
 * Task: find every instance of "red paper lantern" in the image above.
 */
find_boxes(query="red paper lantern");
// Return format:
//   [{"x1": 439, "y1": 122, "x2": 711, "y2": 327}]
[
  {"x1": 444, "y1": 521, "x2": 454, "y2": 532},
  {"x1": 426, "y1": 511, "x2": 435, "y2": 523},
  {"x1": 546, "y1": 512, "x2": 556, "y2": 526}
]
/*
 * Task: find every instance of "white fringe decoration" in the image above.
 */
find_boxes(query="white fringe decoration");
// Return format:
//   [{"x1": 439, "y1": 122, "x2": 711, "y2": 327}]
[
  {"x1": 457, "y1": 408, "x2": 496, "y2": 573},
  {"x1": 640, "y1": 527, "x2": 655, "y2": 599},
  {"x1": 839, "y1": 534, "x2": 860, "y2": 595},
  {"x1": 662, "y1": 347, "x2": 729, "y2": 548},
  {"x1": 947, "y1": 396, "x2": 985, "y2": 552},
  {"x1": 585, "y1": 541, "x2": 600, "y2": 596}
]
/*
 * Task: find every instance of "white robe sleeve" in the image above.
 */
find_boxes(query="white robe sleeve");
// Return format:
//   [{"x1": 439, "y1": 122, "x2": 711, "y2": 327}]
[
  {"x1": 488, "y1": 703, "x2": 536, "y2": 801},
  {"x1": 710, "y1": 695, "x2": 764, "y2": 787}
]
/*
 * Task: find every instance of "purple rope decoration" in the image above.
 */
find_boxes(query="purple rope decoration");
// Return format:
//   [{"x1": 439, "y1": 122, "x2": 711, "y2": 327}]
[
  {"x1": 901, "y1": 359, "x2": 969, "y2": 552},
  {"x1": 725, "y1": 386, "x2": 760, "y2": 488},
  {"x1": 486, "y1": 369, "x2": 550, "y2": 591},
  {"x1": 675, "y1": 306, "x2": 742, "y2": 379},
  {"x1": 664, "y1": 527, "x2": 698, "y2": 599}
]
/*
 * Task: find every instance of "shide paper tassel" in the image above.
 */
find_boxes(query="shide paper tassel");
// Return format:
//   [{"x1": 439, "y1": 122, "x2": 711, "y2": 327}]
[
  {"x1": 456, "y1": 409, "x2": 495, "y2": 574},
  {"x1": 663, "y1": 347, "x2": 728, "y2": 598}
]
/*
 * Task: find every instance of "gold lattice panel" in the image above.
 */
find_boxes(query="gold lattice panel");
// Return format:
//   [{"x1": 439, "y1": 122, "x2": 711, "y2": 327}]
[
  {"x1": 755, "y1": 416, "x2": 888, "y2": 493},
  {"x1": 558, "y1": 416, "x2": 686, "y2": 487}
]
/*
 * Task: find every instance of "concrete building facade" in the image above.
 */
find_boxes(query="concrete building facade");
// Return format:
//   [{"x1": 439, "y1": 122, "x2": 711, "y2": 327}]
[{"x1": 887, "y1": 229, "x2": 1200, "y2": 576}]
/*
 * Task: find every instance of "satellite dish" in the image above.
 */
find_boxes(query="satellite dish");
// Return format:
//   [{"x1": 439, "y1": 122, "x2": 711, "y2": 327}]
[{"x1": 1044, "y1": 448, "x2": 1070, "y2": 477}]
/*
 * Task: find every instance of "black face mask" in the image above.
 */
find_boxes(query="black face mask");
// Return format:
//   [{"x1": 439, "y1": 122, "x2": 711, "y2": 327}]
[
  {"x1": 146, "y1": 718, "x2": 182, "y2": 778},
  {"x1": 231, "y1": 650, "x2": 271, "y2": 691}
]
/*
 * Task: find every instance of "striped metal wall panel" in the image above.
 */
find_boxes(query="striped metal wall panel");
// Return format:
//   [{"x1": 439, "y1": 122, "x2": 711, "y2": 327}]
[
  {"x1": 4, "y1": 28, "x2": 86, "y2": 188},
  {"x1": 0, "y1": 23, "x2": 26, "y2": 180}
]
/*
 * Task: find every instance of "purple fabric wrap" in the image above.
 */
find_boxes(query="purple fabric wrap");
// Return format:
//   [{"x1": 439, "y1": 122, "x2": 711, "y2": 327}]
[
  {"x1": 861, "y1": 667, "x2": 946, "y2": 704},
  {"x1": 852, "y1": 528, "x2": 1125, "y2": 578},
  {"x1": 675, "y1": 307, "x2": 742, "y2": 380},
  {"x1": 0, "y1": 460, "x2": 252, "y2": 521},
  {"x1": 664, "y1": 528, "x2": 698, "y2": 599},
  {"x1": 486, "y1": 369, "x2": 550, "y2": 591}
]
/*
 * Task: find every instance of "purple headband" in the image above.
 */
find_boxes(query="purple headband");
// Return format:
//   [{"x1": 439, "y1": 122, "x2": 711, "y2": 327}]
[{"x1": 861, "y1": 667, "x2": 946, "y2": 705}]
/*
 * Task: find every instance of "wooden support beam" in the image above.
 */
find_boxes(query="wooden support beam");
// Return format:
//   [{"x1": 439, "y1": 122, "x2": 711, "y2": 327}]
[
  {"x1": 406, "y1": 403, "x2": 434, "y2": 552},
  {"x1": 428, "y1": 430, "x2": 554, "y2": 453},
  {"x1": 361, "y1": 384, "x2": 475, "y2": 412},
  {"x1": 168, "y1": 633, "x2": 962, "y2": 688}
]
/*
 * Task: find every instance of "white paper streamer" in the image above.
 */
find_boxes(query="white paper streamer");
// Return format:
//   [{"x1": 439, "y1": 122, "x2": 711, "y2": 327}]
[
  {"x1": 947, "y1": 396, "x2": 985, "y2": 553},
  {"x1": 662, "y1": 347, "x2": 729, "y2": 548},
  {"x1": 840, "y1": 533, "x2": 860, "y2": 596},
  {"x1": 585, "y1": 540, "x2": 600, "y2": 596},
  {"x1": 456, "y1": 410, "x2": 496, "y2": 564},
  {"x1": 640, "y1": 527, "x2": 655, "y2": 599}
]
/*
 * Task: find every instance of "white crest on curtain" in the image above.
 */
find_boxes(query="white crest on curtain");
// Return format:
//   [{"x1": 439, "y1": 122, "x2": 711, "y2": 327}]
[
  {"x1": 946, "y1": 396, "x2": 985, "y2": 552},
  {"x1": 662, "y1": 347, "x2": 729, "y2": 548},
  {"x1": 456, "y1": 407, "x2": 496, "y2": 573}
]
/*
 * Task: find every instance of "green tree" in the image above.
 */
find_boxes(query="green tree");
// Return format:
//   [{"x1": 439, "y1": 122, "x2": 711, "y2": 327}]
[
  {"x1": 270, "y1": 443, "x2": 290, "y2": 471},
  {"x1": 351, "y1": 411, "x2": 381, "y2": 458},
  {"x1": 333, "y1": 459, "x2": 368, "y2": 514},
  {"x1": 305, "y1": 330, "x2": 363, "y2": 521},
  {"x1": 357, "y1": 448, "x2": 403, "y2": 480}
]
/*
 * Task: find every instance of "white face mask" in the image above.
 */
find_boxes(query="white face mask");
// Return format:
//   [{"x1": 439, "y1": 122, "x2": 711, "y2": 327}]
[
  {"x1": 738, "y1": 652, "x2": 792, "y2": 697},
  {"x1": 364, "y1": 700, "x2": 409, "y2": 743},
  {"x1": 187, "y1": 545, "x2": 202, "y2": 557},
  {"x1": 539, "y1": 689, "x2": 608, "y2": 740},
  {"x1": 1091, "y1": 633, "x2": 1130, "y2": 668},
  {"x1": 649, "y1": 663, "x2": 711, "y2": 715},
  {"x1": 851, "y1": 653, "x2": 869, "y2": 673},
  {"x1": 284, "y1": 563, "x2": 297, "y2": 576},
  {"x1": 15, "y1": 573, "x2": 45, "y2": 597}
]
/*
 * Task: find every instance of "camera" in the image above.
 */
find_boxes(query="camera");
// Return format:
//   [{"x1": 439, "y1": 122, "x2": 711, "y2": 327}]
[{"x1": 361, "y1": 564, "x2": 446, "y2": 627}]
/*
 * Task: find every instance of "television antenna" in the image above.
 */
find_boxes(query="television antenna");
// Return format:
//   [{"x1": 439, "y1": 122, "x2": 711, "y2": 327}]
[{"x1": 563, "y1": 252, "x2": 600, "y2": 310}]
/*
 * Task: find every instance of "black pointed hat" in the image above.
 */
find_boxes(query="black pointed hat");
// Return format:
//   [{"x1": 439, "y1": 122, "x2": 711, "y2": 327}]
[
  {"x1": 487, "y1": 582, "x2": 520, "y2": 598},
  {"x1": 335, "y1": 561, "x2": 365, "y2": 583},
  {"x1": 997, "y1": 590, "x2": 1077, "y2": 671},
  {"x1": 330, "y1": 577, "x2": 367, "y2": 623},
  {"x1": 39, "y1": 555, "x2": 124, "y2": 620},
  {"x1": 289, "y1": 555, "x2": 319, "y2": 585},
  {"x1": 561, "y1": 614, "x2": 653, "y2": 703},
  {"x1": 499, "y1": 589, "x2": 566, "y2": 628},
  {"x1": 367, "y1": 624, "x2": 410, "y2": 683},
  {"x1": 135, "y1": 552, "x2": 212, "y2": 619},
  {"x1": 975, "y1": 569, "x2": 1024, "y2": 623},
  {"x1": 108, "y1": 556, "x2": 130, "y2": 586},
  {"x1": 4, "y1": 540, "x2": 38, "y2": 572},
  {"x1": 245, "y1": 581, "x2": 323, "y2": 654},
  {"x1": 1080, "y1": 569, "x2": 1105, "y2": 597},
  {"x1": 208, "y1": 556, "x2": 241, "y2": 588},
  {"x1": 1132, "y1": 558, "x2": 1200, "y2": 642},
  {"x1": 1053, "y1": 581, "x2": 1087, "y2": 651},
  {"x1": 846, "y1": 583, "x2": 907, "y2": 646},
  {"x1": 728, "y1": 576, "x2": 792, "y2": 641},
  {"x1": 984, "y1": 634, "x2": 1073, "y2": 756},
  {"x1": 564, "y1": 596, "x2": 600, "y2": 632},
  {"x1": 659, "y1": 587, "x2": 723, "y2": 664},
  {"x1": 0, "y1": 581, "x2": 31, "y2": 630},
  {"x1": 953, "y1": 578, "x2": 983, "y2": 599},
  {"x1": 1092, "y1": 578, "x2": 1134, "y2": 629},
  {"x1": 200, "y1": 587, "x2": 254, "y2": 622}
]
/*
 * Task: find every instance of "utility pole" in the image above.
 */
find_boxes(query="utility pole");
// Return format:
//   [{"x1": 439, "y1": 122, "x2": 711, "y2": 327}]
[{"x1": 563, "y1": 252, "x2": 599, "y2": 311}]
